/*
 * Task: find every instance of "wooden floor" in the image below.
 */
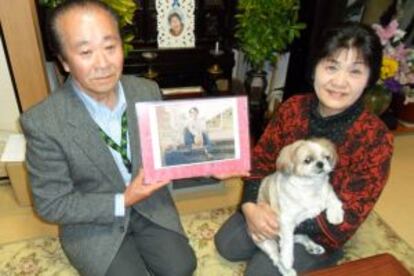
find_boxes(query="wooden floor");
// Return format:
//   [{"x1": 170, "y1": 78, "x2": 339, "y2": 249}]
[
  {"x1": 374, "y1": 133, "x2": 414, "y2": 248},
  {"x1": 0, "y1": 185, "x2": 57, "y2": 244}
]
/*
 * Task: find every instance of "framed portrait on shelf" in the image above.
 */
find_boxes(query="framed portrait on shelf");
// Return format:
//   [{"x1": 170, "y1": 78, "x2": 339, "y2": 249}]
[
  {"x1": 155, "y1": 0, "x2": 195, "y2": 48},
  {"x1": 136, "y1": 96, "x2": 250, "y2": 183}
]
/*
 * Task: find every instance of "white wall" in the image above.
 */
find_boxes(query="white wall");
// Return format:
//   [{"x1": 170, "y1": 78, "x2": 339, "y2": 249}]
[{"x1": 0, "y1": 33, "x2": 20, "y2": 132}]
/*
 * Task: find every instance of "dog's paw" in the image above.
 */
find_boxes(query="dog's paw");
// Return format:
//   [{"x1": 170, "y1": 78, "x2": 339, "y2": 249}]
[
  {"x1": 297, "y1": 235, "x2": 326, "y2": 255},
  {"x1": 281, "y1": 254, "x2": 294, "y2": 272},
  {"x1": 278, "y1": 265, "x2": 297, "y2": 276},
  {"x1": 268, "y1": 254, "x2": 281, "y2": 267},
  {"x1": 285, "y1": 268, "x2": 297, "y2": 276},
  {"x1": 305, "y1": 243, "x2": 325, "y2": 255},
  {"x1": 327, "y1": 207, "x2": 344, "y2": 225}
]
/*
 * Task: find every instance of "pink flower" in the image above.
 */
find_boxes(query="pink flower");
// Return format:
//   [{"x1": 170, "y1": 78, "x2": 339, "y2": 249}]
[
  {"x1": 372, "y1": 19, "x2": 399, "y2": 45},
  {"x1": 372, "y1": 20, "x2": 414, "y2": 103},
  {"x1": 390, "y1": 44, "x2": 410, "y2": 61}
]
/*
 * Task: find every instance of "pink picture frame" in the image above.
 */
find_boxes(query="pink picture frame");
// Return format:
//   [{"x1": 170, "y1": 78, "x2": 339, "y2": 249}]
[{"x1": 136, "y1": 96, "x2": 251, "y2": 183}]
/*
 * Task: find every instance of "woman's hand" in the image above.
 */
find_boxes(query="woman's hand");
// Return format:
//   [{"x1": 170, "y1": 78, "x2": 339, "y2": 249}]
[
  {"x1": 124, "y1": 169, "x2": 170, "y2": 207},
  {"x1": 241, "y1": 202, "x2": 279, "y2": 242}
]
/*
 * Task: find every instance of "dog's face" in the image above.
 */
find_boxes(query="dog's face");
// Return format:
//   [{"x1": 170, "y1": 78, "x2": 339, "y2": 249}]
[{"x1": 276, "y1": 138, "x2": 337, "y2": 177}]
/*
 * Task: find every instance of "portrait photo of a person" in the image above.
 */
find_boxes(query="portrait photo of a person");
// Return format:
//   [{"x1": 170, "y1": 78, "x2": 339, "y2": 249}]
[
  {"x1": 151, "y1": 100, "x2": 239, "y2": 168},
  {"x1": 184, "y1": 107, "x2": 213, "y2": 159},
  {"x1": 168, "y1": 11, "x2": 184, "y2": 37},
  {"x1": 156, "y1": 1, "x2": 195, "y2": 48}
]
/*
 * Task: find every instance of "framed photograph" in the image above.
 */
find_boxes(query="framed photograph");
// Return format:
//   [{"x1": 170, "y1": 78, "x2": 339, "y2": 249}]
[
  {"x1": 136, "y1": 96, "x2": 250, "y2": 183},
  {"x1": 156, "y1": 0, "x2": 195, "y2": 48}
]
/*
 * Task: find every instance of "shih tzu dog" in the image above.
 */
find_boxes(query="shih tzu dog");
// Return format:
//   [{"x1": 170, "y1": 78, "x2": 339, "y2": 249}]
[{"x1": 255, "y1": 138, "x2": 344, "y2": 276}]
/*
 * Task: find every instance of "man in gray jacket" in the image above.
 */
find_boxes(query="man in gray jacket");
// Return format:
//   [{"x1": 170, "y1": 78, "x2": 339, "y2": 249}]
[{"x1": 20, "y1": 1, "x2": 196, "y2": 275}]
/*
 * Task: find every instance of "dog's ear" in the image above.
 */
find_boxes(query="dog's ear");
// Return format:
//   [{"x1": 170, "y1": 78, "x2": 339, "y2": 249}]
[
  {"x1": 277, "y1": 140, "x2": 304, "y2": 173},
  {"x1": 329, "y1": 144, "x2": 338, "y2": 166},
  {"x1": 311, "y1": 138, "x2": 338, "y2": 165}
]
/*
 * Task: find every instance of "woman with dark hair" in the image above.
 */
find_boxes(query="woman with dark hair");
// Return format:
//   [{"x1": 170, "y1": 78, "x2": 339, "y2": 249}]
[
  {"x1": 168, "y1": 12, "x2": 184, "y2": 36},
  {"x1": 214, "y1": 22, "x2": 393, "y2": 275}
]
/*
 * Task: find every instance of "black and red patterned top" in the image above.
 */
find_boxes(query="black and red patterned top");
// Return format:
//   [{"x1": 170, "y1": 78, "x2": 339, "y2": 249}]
[{"x1": 242, "y1": 93, "x2": 393, "y2": 251}]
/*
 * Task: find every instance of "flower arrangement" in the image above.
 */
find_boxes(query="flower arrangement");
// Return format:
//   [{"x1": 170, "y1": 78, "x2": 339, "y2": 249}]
[{"x1": 372, "y1": 19, "x2": 414, "y2": 104}]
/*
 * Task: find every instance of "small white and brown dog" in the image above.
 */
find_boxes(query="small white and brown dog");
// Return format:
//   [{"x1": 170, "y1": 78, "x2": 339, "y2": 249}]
[{"x1": 255, "y1": 138, "x2": 344, "y2": 276}]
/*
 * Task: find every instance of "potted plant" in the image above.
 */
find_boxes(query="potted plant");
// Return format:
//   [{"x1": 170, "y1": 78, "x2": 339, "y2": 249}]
[
  {"x1": 235, "y1": 0, "x2": 304, "y2": 71},
  {"x1": 234, "y1": 0, "x2": 305, "y2": 138},
  {"x1": 38, "y1": 0, "x2": 138, "y2": 55}
]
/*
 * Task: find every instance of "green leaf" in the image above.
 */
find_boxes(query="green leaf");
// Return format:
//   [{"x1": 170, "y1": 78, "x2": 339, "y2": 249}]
[{"x1": 236, "y1": 0, "x2": 305, "y2": 69}]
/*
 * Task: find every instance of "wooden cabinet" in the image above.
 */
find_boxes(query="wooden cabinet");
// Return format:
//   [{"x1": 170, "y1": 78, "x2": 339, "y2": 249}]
[
  {"x1": 36, "y1": 0, "x2": 237, "y2": 95},
  {"x1": 124, "y1": 0, "x2": 237, "y2": 94}
]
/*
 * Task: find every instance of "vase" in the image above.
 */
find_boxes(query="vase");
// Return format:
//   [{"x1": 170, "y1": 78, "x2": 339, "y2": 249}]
[
  {"x1": 363, "y1": 86, "x2": 392, "y2": 116},
  {"x1": 244, "y1": 70, "x2": 268, "y2": 140},
  {"x1": 392, "y1": 93, "x2": 414, "y2": 123}
]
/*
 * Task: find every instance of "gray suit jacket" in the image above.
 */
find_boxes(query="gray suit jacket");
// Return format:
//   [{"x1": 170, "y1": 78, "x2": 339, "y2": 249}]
[{"x1": 20, "y1": 75, "x2": 185, "y2": 276}]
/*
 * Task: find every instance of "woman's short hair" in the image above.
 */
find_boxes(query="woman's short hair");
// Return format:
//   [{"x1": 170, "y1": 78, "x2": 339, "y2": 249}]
[
  {"x1": 168, "y1": 12, "x2": 182, "y2": 23},
  {"x1": 47, "y1": 0, "x2": 119, "y2": 58},
  {"x1": 312, "y1": 22, "x2": 383, "y2": 88}
]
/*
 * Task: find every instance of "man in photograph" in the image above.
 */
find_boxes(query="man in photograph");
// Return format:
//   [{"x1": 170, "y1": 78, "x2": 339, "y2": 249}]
[{"x1": 184, "y1": 107, "x2": 213, "y2": 159}]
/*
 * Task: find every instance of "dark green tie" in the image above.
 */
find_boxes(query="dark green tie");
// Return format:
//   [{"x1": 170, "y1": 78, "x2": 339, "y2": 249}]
[{"x1": 98, "y1": 110, "x2": 132, "y2": 173}]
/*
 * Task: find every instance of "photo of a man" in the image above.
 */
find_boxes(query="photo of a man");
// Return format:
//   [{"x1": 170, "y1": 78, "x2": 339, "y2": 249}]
[
  {"x1": 135, "y1": 96, "x2": 250, "y2": 182},
  {"x1": 152, "y1": 101, "x2": 237, "y2": 167},
  {"x1": 184, "y1": 107, "x2": 213, "y2": 159}
]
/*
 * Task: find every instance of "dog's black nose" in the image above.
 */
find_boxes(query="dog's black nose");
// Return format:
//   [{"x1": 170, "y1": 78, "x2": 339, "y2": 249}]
[{"x1": 316, "y1": 161, "x2": 324, "y2": 169}]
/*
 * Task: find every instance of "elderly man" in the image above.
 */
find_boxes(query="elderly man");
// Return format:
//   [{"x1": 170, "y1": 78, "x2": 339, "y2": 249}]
[{"x1": 20, "y1": 1, "x2": 196, "y2": 275}]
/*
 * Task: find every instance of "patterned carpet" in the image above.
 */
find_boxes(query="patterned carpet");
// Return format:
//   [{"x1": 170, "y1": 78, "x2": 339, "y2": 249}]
[{"x1": 0, "y1": 207, "x2": 413, "y2": 276}]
